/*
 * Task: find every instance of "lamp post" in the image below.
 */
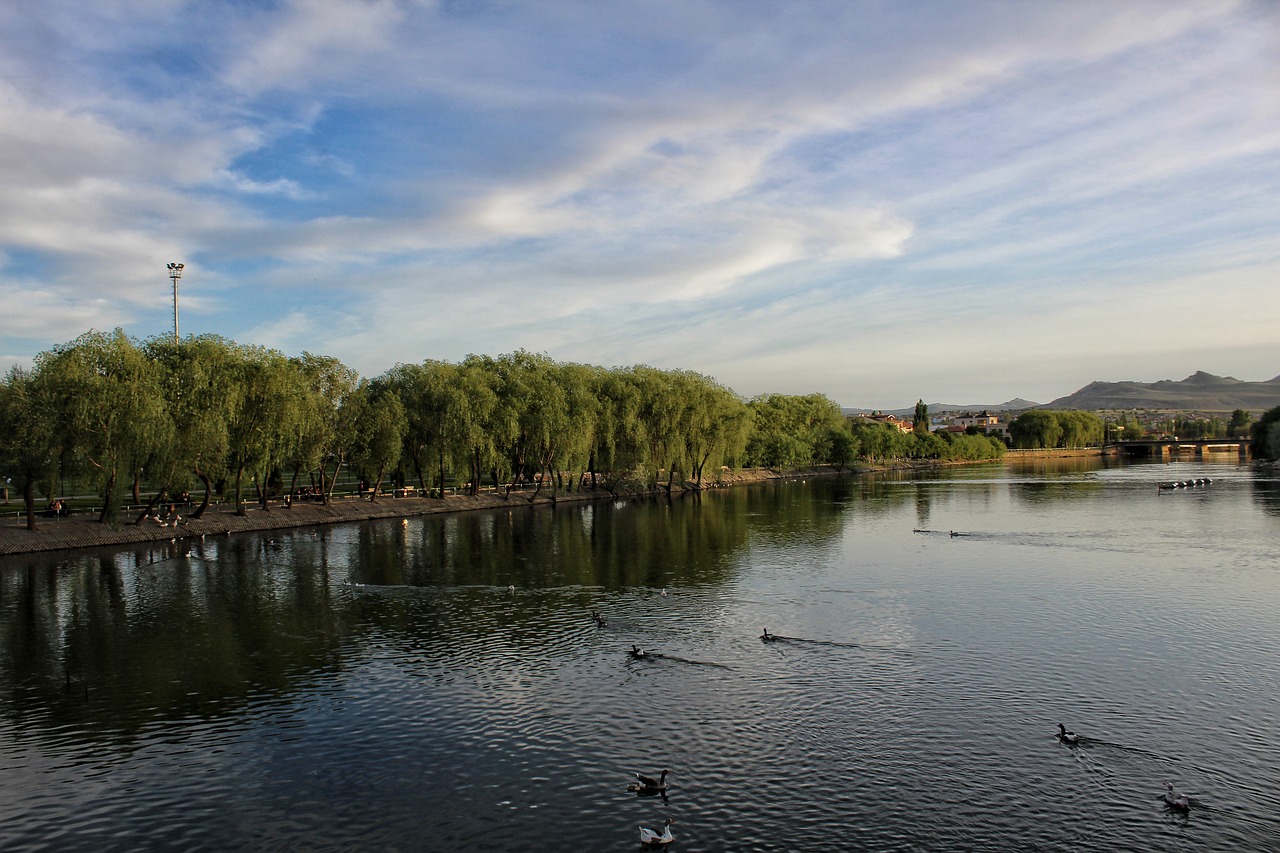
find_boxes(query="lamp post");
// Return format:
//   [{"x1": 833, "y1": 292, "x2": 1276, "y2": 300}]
[{"x1": 167, "y1": 262, "x2": 184, "y2": 343}]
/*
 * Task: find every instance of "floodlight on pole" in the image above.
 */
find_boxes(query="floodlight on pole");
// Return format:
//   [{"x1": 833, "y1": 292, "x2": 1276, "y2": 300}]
[{"x1": 167, "y1": 262, "x2": 184, "y2": 343}]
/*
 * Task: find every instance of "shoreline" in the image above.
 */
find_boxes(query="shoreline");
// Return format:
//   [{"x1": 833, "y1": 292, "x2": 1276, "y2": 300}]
[{"x1": 0, "y1": 454, "x2": 1055, "y2": 559}]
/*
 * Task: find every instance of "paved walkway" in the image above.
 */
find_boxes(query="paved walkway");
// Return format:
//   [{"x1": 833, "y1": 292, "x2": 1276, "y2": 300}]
[
  {"x1": 0, "y1": 466, "x2": 878, "y2": 559},
  {"x1": 0, "y1": 490, "x2": 589, "y2": 557}
]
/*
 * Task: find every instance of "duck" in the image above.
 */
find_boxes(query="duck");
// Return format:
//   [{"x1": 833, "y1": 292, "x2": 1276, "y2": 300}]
[
  {"x1": 592, "y1": 610, "x2": 608, "y2": 627},
  {"x1": 761, "y1": 628, "x2": 778, "y2": 642},
  {"x1": 629, "y1": 768, "x2": 670, "y2": 793},
  {"x1": 1164, "y1": 782, "x2": 1190, "y2": 812},
  {"x1": 632, "y1": 768, "x2": 665, "y2": 788},
  {"x1": 630, "y1": 645, "x2": 647, "y2": 658},
  {"x1": 1056, "y1": 723, "x2": 1079, "y2": 745},
  {"x1": 639, "y1": 818, "x2": 676, "y2": 847}
]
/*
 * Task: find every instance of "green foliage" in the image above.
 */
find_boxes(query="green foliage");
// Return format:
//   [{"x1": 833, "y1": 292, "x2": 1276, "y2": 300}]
[
  {"x1": 6, "y1": 328, "x2": 1037, "y2": 521},
  {"x1": 354, "y1": 379, "x2": 407, "y2": 497},
  {"x1": 1228, "y1": 409, "x2": 1252, "y2": 438},
  {"x1": 1251, "y1": 405, "x2": 1280, "y2": 459},
  {"x1": 913, "y1": 399, "x2": 928, "y2": 434},
  {"x1": 1008, "y1": 410, "x2": 1102, "y2": 449},
  {"x1": 0, "y1": 366, "x2": 59, "y2": 528},
  {"x1": 744, "y1": 393, "x2": 846, "y2": 468},
  {"x1": 35, "y1": 329, "x2": 173, "y2": 522}
]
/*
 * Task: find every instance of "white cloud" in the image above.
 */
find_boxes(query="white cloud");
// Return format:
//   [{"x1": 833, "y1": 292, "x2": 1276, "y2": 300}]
[{"x1": 0, "y1": 0, "x2": 1276, "y2": 406}]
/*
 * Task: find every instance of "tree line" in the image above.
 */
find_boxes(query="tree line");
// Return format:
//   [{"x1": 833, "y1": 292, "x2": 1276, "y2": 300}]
[{"x1": 1, "y1": 329, "x2": 1006, "y2": 531}]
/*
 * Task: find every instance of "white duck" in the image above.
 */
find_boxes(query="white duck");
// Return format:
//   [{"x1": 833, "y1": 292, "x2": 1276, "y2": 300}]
[
  {"x1": 639, "y1": 818, "x2": 676, "y2": 847},
  {"x1": 1164, "y1": 782, "x2": 1190, "y2": 812}
]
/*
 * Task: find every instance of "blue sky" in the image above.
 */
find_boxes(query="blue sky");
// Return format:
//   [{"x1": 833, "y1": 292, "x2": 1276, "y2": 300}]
[{"x1": 1, "y1": 0, "x2": 1277, "y2": 409}]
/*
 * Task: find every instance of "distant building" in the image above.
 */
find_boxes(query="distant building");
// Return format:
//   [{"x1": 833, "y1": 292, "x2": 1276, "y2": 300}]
[
  {"x1": 852, "y1": 412, "x2": 915, "y2": 433},
  {"x1": 952, "y1": 410, "x2": 1001, "y2": 430}
]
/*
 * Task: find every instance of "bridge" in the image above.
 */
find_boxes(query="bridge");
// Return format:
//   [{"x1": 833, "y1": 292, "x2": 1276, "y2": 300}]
[{"x1": 1107, "y1": 438, "x2": 1250, "y2": 460}]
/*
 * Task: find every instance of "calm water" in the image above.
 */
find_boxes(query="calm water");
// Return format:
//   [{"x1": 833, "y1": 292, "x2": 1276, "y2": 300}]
[{"x1": 2, "y1": 457, "x2": 1280, "y2": 851}]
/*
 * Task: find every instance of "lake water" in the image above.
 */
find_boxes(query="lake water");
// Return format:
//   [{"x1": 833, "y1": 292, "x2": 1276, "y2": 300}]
[{"x1": 2, "y1": 457, "x2": 1279, "y2": 851}]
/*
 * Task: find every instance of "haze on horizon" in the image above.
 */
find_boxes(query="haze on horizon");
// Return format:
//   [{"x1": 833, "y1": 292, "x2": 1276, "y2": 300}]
[{"x1": 1, "y1": 1, "x2": 1277, "y2": 411}]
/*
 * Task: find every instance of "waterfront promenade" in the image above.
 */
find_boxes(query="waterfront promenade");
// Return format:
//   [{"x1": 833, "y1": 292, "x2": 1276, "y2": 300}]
[
  {"x1": 0, "y1": 468, "x2": 796, "y2": 557},
  {"x1": 0, "y1": 454, "x2": 1056, "y2": 558}
]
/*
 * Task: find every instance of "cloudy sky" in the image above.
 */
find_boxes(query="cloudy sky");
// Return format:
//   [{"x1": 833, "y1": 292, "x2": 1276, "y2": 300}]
[{"x1": 1, "y1": 0, "x2": 1277, "y2": 409}]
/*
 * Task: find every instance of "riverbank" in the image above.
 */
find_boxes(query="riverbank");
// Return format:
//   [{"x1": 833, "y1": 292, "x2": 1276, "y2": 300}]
[{"x1": 0, "y1": 456, "x2": 1024, "y2": 558}]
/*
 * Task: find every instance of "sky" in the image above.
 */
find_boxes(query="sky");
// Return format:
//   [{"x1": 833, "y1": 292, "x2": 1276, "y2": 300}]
[{"x1": 1, "y1": 0, "x2": 1277, "y2": 410}]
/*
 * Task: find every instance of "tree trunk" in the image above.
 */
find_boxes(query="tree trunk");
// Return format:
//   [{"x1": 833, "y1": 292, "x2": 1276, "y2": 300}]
[
  {"x1": 234, "y1": 466, "x2": 247, "y2": 516},
  {"x1": 370, "y1": 464, "x2": 387, "y2": 502},
  {"x1": 191, "y1": 466, "x2": 213, "y2": 519},
  {"x1": 258, "y1": 466, "x2": 272, "y2": 511},
  {"x1": 133, "y1": 489, "x2": 166, "y2": 526},
  {"x1": 97, "y1": 468, "x2": 117, "y2": 524},
  {"x1": 438, "y1": 446, "x2": 446, "y2": 500},
  {"x1": 413, "y1": 452, "x2": 427, "y2": 494},
  {"x1": 23, "y1": 477, "x2": 37, "y2": 531},
  {"x1": 327, "y1": 460, "x2": 343, "y2": 504},
  {"x1": 132, "y1": 472, "x2": 142, "y2": 505}
]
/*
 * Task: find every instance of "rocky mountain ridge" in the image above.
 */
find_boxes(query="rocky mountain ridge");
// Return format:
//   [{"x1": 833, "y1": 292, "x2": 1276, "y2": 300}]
[
  {"x1": 850, "y1": 373, "x2": 1280, "y2": 416},
  {"x1": 1045, "y1": 371, "x2": 1280, "y2": 412}
]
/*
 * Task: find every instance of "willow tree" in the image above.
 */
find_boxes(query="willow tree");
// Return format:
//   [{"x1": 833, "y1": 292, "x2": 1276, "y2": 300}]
[
  {"x1": 36, "y1": 330, "x2": 172, "y2": 523},
  {"x1": 631, "y1": 366, "x2": 686, "y2": 490},
  {"x1": 593, "y1": 367, "x2": 647, "y2": 491},
  {"x1": 143, "y1": 334, "x2": 239, "y2": 519},
  {"x1": 559, "y1": 362, "x2": 602, "y2": 492},
  {"x1": 745, "y1": 392, "x2": 845, "y2": 468},
  {"x1": 493, "y1": 351, "x2": 568, "y2": 502},
  {"x1": 674, "y1": 371, "x2": 750, "y2": 487},
  {"x1": 398, "y1": 359, "x2": 466, "y2": 497},
  {"x1": 849, "y1": 421, "x2": 907, "y2": 463},
  {"x1": 290, "y1": 353, "x2": 359, "y2": 504},
  {"x1": 225, "y1": 346, "x2": 303, "y2": 514},
  {"x1": 352, "y1": 379, "x2": 406, "y2": 501},
  {"x1": 454, "y1": 356, "x2": 501, "y2": 496},
  {"x1": 381, "y1": 362, "x2": 434, "y2": 493},
  {"x1": 0, "y1": 367, "x2": 58, "y2": 530}
]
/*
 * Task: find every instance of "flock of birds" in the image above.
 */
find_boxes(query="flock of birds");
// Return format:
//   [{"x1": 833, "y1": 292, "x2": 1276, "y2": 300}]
[
  {"x1": 626, "y1": 720, "x2": 1197, "y2": 846},
  {"x1": 596, "y1": 598, "x2": 1196, "y2": 843},
  {"x1": 1158, "y1": 477, "x2": 1212, "y2": 491},
  {"x1": 1055, "y1": 724, "x2": 1191, "y2": 814},
  {"x1": 616, "y1": 618, "x2": 842, "y2": 844}
]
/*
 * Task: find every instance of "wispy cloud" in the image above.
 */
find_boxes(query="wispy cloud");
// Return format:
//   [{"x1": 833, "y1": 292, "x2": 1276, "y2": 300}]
[{"x1": 0, "y1": 0, "x2": 1276, "y2": 406}]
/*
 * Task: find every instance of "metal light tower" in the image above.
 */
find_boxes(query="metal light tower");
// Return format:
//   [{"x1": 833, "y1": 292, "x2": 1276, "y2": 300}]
[{"x1": 167, "y1": 262, "x2": 184, "y2": 343}]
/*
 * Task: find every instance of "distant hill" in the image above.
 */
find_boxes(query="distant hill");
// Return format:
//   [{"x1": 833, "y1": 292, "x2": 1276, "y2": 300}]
[{"x1": 1046, "y1": 371, "x2": 1280, "y2": 412}]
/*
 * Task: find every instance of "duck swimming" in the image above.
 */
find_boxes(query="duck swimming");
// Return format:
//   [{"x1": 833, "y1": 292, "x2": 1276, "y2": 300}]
[
  {"x1": 1164, "y1": 782, "x2": 1190, "y2": 812},
  {"x1": 629, "y1": 769, "x2": 670, "y2": 793},
  {"x1": 1056, "y1": 723, "x2": 1079, "y2": 745},
  {"x1": 592, "y1": 610, "x2": 607, "y2": 627},
  {"x1": 630, "y1": 645, "x2": 647, "y2": 658},
  {"x1": 761, "y1": 628, "x2": 778, "y2": 642},
  {"x1": 639, "y1": 818, "x2": 676, "y2": 847}
]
